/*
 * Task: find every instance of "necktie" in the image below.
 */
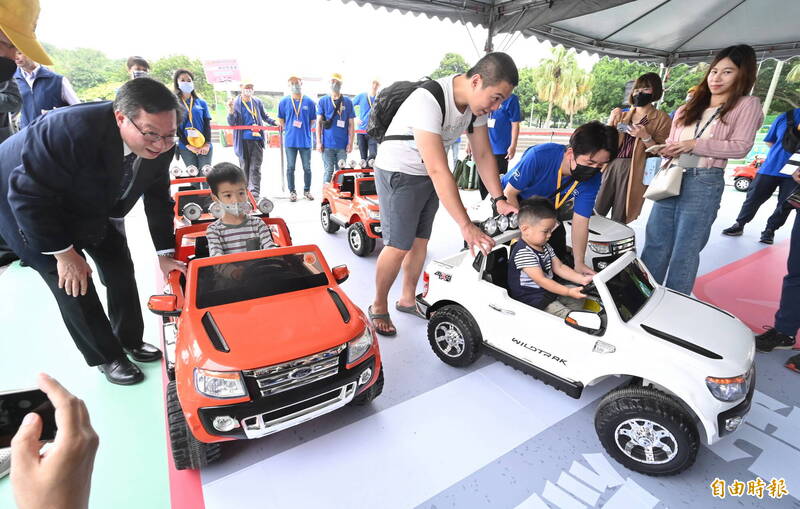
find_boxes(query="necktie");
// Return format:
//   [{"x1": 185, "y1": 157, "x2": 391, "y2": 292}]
[{"x1": 118, "y1": 153, "x2": 137, "y2": 201}]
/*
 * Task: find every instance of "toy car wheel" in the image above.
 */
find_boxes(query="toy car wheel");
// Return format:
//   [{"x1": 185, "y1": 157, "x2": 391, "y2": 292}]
[
  {"x1": 347, "y1": 222, "x2": 375, "y2": 256},
  {"x1": 166, "y1": 381, "x2": 221, "y2": 470},
  {"x1": 350, "y1": 368, "x2": 384, "y2": 406},
  {"x1": 733, "y1": 177, "x2": 751, "y2": 192},
  {"x1": 320, "y1": 204, "x2": 340, "y2": 233},
  {"x1": 427, "y1": 305, "x2": 482, "y2": 367},
  {"x1": 594, "y1": 386, "x2": 699, "y2": 476}
]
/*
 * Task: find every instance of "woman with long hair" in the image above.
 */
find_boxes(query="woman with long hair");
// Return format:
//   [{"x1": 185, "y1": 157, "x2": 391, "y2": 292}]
[
  {"x1": 173, "y1": 69, "x2": 213, "y2": 169},
  {"x1": 596, "y1": 72, "x2": 672, "y2": 223},
  {"x1": 641, "y1": 45, "x2": 764, "y2": 294}
]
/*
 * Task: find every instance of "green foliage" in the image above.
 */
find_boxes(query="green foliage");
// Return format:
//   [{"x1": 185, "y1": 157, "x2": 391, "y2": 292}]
[
  {"x1": 77, "y1": 81, "x2": 124, "y2": 101},
  {"x1": 585, "y1": 57, "x2": 657, "y2": 120},
  {"x1": 660, "y1": 63, "x2": 706, "y2": 113},
  {"x1": 431, "y1": 52, "x2": 470, "y2": 79},
  {"x1": 753, "y1": 57, "x2": 800, "y2": 114},
  {"x1": 42, "y1": 42, "x2": 127, "y2": 91},
  {"x1": 150, "y1": 55, "x2": 215, "y2": 105}
]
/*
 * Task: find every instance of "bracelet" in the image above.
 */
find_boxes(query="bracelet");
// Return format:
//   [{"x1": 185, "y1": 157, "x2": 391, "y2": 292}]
[{"x1": 642, "y1": 136, "x2": 653, "y2": 143}]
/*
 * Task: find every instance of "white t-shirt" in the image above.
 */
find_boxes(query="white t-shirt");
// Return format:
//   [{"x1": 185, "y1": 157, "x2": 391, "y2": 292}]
[{"x1": 374, "y1": 74, "x2": 487, "y2": 176}]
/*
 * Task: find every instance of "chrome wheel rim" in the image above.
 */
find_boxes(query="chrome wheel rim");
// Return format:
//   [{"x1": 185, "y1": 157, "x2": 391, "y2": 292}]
[
  {"x1": 349, "y1": 227, "x2": 362, "y2": 250},
  {"x1": 433, "y1": 321, "x2": 465, "y2": 358},
  {"x1": 321, "y1": 208, "x2": 330, "y2": 228},
  {"x1": 614, "y1": 418, "x2": 678, "y2": 464}
]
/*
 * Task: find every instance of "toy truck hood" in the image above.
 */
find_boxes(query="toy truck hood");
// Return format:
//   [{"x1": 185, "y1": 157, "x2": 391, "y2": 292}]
[
  {"x1": 196, "y1": 287, "x2": 366, "y2": 369},
  {"x1": 566, "y1": 215, "x2": 634, "y2": 243},
  {"x1": 631, "y1": 288, "x2": 755, "y2": 375}
]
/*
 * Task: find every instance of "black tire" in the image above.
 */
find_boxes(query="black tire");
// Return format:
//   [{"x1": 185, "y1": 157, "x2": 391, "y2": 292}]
[
  {"x1": 351, "y1": 368, "x2": 384, "y2": 406},
  {"x1": 427, "y1": 305, "x2": 482, "y2": 367},
  {"x1": 594, "y1": 386, "x2": 699, "y2": 476},
  {"x1": 733, "y1": 177, "x2": 751, "y2": 192},
  {"x1": 166, "y1": 381, "x2": 222, "y2": 470},
  {"x1": 347, "y1": 222, "x2": 375, "y2": 256},
  {"x1": 320, "y1": 203, "x2": 339, "y2": 233}
]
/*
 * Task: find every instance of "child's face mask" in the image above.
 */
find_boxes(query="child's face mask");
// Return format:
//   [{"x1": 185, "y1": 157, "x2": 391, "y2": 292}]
[{"x1": 222, "y1": 200, "x2": 253, "y2": 217}]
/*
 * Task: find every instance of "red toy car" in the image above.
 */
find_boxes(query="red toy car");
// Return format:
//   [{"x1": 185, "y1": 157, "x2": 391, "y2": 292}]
[
  {"x1": 320, "y1": 165, "x2": 381, "y2": 256},
  {"x1": 148, "y1": 218, "x2": 383, "y2": 470},
  {"x1": 732, "y1": 156, "x2": 763, "y2": 192}
]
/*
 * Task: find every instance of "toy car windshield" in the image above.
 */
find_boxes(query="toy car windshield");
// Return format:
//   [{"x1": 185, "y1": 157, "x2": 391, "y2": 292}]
[
  {"x1": 604, "y1": 258, "x2": 655, "y2": 322},
  {"x1": 358, "y1": 179, "x2": 377, "y2": 196},
  {"x1": 196, "y1": 251, "x2": 327, "y2": 308}
]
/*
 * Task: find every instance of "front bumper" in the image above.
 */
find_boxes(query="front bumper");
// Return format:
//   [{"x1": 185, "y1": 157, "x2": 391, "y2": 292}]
[
  {"x1": 716, "y1": 366, "x2": 756, "y2": 437},
  {"x1": 196, "y1": 356, "x2": 377, "y2": 440}
]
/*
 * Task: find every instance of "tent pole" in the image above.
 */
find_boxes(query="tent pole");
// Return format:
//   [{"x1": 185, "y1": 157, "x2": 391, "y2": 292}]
[
  {"x1": 762, "y1": 59, "x2": 784, "y2": 116},
  {"x1": 484, "y1": 9, "x2": 495, "y2": 53}
]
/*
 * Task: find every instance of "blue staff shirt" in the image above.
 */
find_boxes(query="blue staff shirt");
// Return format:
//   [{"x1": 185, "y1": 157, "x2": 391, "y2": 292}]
[
  {"x1": 317, "y1": 95, "x2": 355, "y2": 150},
  {"x1": 758, "y1": 108, "x2": 800, "y2": 178},
  {"x1": 278, "y1": 95, "x2": 316, "y2": 148},
  {"x1": 352, "y1": 92, "x2": 376, "y2": 131},
  {"x1": 178, "y1": 96, "x2": 212, "y2": 150},
  {"x1": 502, "y1": 143, "x2": 601, "y2": 218},
  {"x1": 489, "y1": 94, "x2": 522, "y2": 155}
]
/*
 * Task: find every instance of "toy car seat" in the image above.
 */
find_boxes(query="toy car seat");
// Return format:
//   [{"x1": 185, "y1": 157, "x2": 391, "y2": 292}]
[
  {"x1": 340, "y1": 175, "x2": 355, "y2": 196},
  {"x1": 483, "y1": 246, "x2": 509, "y2": 289},
  {"x1": 194, "y1": 236, "x2": 210, "y2": 259}
]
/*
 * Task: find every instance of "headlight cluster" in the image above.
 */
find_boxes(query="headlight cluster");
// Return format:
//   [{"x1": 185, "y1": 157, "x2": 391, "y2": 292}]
[
  {"x1": 170, "y1": 165, "x2": 199, "y2": 178},
  {"x1": 347, "y1": 328, "x2": 373, "y2": 364},
  {"x1": 589, "y1": 242, "x2": 612, "y2": 254},
  {"x1": 368, "y1": 209, "x2": 381, "y2": 220},
  {"x1": 195, "y1": 368, "x2": 247, "y2": 398},
  {"x1": 257, "y1": 197, "x2": 274, "y2": 215},
  {"x1": 706, "y1": 365, "x2": 753, "y2": 402},
  {"x1": 482, "y1": 213, "x2": 519, "y2": 236}
]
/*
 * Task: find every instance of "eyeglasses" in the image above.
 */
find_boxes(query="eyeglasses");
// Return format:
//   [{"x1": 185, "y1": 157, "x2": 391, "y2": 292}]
[{"x1": 128, "y1": 118, "x2": 179, "y2": 146}]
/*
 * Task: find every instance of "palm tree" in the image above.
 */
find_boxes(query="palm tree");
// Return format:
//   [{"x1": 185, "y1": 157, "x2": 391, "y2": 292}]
[
  {"x1": 533, "y1": 46, "x2": 579, "y2": 127},
  {"x1": 788, "y1": 62, "x2": 800, "y2": 83},
  {"x1": 559, "y1": 72, "x2": 592, "y2": 127}
]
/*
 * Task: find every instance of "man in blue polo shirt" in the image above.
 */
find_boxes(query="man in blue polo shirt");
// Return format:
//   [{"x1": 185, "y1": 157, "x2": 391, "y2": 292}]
[
  {"x1": 482, "y1": 93, "x2": 521, "y2": 198},
  {"x1": 722, "y1": 108, "x2": 800, "y2": 244},
  {"x1": 278, "y1": 75, "x2": 316, "y2": 202},
  {"x1": 502, "y1": 121, "x2": 619, "y2": 275},
  {"x1": 353, "y1": 79, "x2": 379, "y2": 161},
  {"x1": 14, "y1": 51, "x2": 80, "y2": 128},
  {"x1": 317, "y1": 72, "x2": 355, "y2": 183}
]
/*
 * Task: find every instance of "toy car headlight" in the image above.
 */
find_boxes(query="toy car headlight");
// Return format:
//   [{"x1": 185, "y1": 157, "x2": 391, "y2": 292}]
[
  {"x1": 483, "y1": 217, "x2": 498, "y2": 236},
  {"x1": 338, "y1": 159, "x2": 346, "y2": 168},
  {"x1": 169, "y1": 165, "x2": 182, "y2": 178},
  {"x1": 347, "y1": 328, "x2": 373, "y2": 364},
  {"x1": 201, "y1": 164, "x2": 213, "y2": 176},
  {"x1": 257, "y1": 197, "x2": 274, "y2": 215},
  {"x1": 208, "y1": 202, "x2": 224, "y2": 219},
  {"x1": 496, "y1": 214, "x2": 509, "y2": 232},
  {"x1": 182, "y1": 202, "x2": 203, "y2": 221},
  {"x1": 194, "y1": 368, "x2": 247, "y2": 399},
  {"x1": 705, "y1": 371, "x2": 749, "y2": 402},
  {"x1": 589, "y1": 242, "x2": 612, "y2": 254},
  {"x1": 186, "y1": 165, "x2": 199, "y2": 177},
  {"x1": 367, "y1": 159, "x2": 375, "y2": 168},
  {"x1": 349, "y1": 159, "x2": 357, "y2": 168},
  {"x1": 508, "y1": 213, "x2": 519, "y2": 229},
  {"x1": 368, "y1": 209, "x2": 380, "y2": 220},
  {"x1": 359, "y1": 159, "x2": 367, "y2": 169}
]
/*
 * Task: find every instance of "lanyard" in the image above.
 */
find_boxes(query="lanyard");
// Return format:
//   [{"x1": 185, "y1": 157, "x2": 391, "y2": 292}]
[
  {"x1": 367, "y1": 95, "x2": 374, "y2": 108},
  {"x1": 181, "y1": 96, "x2": 194, "y2": 127},
  {"x1": 241, "y1": 97, "x2": 259, "y2": 125},
  {"x1": 694, "y1": 107, "x2": 721, "y2": 139},
  {"x1": 291, "y1": 97, "x2": 302, "y2": 118},
  {"x1": 554, "y1": 165, "x2": 579, "y2": 210}
]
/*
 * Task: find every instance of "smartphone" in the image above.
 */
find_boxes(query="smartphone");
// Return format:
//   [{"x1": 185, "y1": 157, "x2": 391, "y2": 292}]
[
  {"x1": 645, "y1": 144, "x2": 666, "y2": 154},
  {"x1": 616, "y1": 122, "x2": 631, "y2": 133},
  {"x1": 0, "y1": 388, "x2": 57, "y2": 448}
]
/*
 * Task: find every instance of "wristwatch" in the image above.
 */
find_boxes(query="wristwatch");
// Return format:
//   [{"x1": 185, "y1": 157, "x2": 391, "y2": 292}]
[{"x1": 491, "y1": 195, "x2": 507, "y2": 214}]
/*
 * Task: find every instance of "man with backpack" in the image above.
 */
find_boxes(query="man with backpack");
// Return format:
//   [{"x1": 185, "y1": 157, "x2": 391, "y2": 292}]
[{"x1": 367, "y1": 52, "x2": 519, "y2": 336}]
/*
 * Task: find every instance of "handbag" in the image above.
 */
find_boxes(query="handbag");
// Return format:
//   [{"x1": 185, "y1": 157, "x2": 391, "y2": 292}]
[{"x1": 643, "y1": 160, "x2": 684, "y2": 201}]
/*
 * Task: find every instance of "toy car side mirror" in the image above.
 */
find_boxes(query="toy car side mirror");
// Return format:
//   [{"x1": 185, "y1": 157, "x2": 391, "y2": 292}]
[
  {"x1": 332, "y1": 265, "x2": 349, "y2": 284},
  {"x1": 148, "y1": 294, "x2": 180, "y2": 317},
  {"x1": 339, "y1": 192, "x2": 352, "y2": 199},
  {"x1": 565, "y1": 311, "x2": 602, "y2": 334}
]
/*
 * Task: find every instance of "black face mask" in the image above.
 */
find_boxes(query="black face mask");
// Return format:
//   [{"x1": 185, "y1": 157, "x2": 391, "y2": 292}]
[
  {"x1": 0, "y1": 57, "x2": 16, "y2": 82},
  {"x1": 633, "y1": 92, "x2": 654, "y2": 107},
  {"x1": 571, "y1": 161, "x2": 599, "y2": 182}
]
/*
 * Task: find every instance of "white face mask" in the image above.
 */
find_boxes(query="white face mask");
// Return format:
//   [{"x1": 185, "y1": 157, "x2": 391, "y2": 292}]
[
  {"x1": 290, "y1": 83, "x2": 302, "y2": 95},
  {"x1": 222, "y1": 201, "x2": 253, "y2": 217},
  {"x1": 132, "y1": 70, "x2": 148, "y2": 79},
  {"x1": 178, "y1": 81, "x2": 194, "y2": 94},
  {"x1": 242, "y1": 89, "x2": 254, "y2": 98}
]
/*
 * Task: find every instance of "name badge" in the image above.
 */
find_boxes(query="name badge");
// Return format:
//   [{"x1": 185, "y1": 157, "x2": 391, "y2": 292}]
[
  {"x1": 185, "y1": 128, "x2": 200, "y2": 138},
  {"x1": 251, "y1": 130, "x2": 261, "y2": 137},
  {"x1": 336, "y1": 119, "x2": 345, "y2": 128},
  {"x1": 293, "y1": 120, "x2": 303, "y2": 128},
  {"x1": 487, "y1": 118, "x2": 496, "y2": 128}
]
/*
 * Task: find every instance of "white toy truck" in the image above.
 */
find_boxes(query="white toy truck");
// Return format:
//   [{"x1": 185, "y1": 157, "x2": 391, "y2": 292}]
[{"x1": 416, "y1": 229, "x2": 755, "y2": 476}]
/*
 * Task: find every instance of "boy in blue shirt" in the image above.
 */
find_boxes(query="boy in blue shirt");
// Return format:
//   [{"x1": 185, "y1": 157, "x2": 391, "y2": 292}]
[
  {"x1": 353, "y1": 79, "x2": 380, "y2": 161},
  {"x1": 508, "y1": 197, "x2": 592, "y2": 318},
  {"x1": 317, "y1": 73, "x2": 355, "y2": 183},
  {"x1": 278, "y1": 75, "x2": 316, "y2": 202}
]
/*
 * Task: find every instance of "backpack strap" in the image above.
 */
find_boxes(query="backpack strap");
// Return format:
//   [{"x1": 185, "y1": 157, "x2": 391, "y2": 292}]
[
  {"x1": 783, "y1": 109, "x2": 800, "y2": 154},
  {"x1": 382, "y1": 80, "x2": 446, "y2": 142}
]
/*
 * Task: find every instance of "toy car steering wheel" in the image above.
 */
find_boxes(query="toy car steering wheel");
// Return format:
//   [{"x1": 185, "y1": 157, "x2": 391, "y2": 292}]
[{"x1": 580, "y1": 282, "x2": 601, "y2": 298}]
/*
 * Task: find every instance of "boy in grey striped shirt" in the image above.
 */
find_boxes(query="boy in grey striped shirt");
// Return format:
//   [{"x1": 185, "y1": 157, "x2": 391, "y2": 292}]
[{"x1": 206, "y1": 163, "x2": 276, "y2": 258}]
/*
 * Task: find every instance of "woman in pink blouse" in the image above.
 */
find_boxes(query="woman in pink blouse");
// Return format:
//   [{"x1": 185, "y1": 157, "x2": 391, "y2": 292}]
[{"x1": 641, "y1": 45, "x2": 764, "y2": 294}]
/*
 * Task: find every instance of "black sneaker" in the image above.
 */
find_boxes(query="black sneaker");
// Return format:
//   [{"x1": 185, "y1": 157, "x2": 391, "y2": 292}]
[
  {"x1": 786, "y1": 354, "x2": 800, "y2": 374},
  {"x1": 759, "y1": 228, "x2": 775, "y2": 244},
  {"x1": 755, "y1": 327, "x2": 796, "y2": 352},
  {"x1": 722, "y1": 223, "x2": 744, "y2": 236}
]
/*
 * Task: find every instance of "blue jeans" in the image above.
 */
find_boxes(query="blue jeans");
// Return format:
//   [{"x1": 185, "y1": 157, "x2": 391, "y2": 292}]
[
  {"x1": 641, "y1": 167, "x2": 725, "y2": 295},
  {"x1": 776, "y1": 212, "x2": 800, "y2": 336},
  {"x1": 357, "y1": 133, "x2": 378, "y2": 161},
  {"x1": 322, "y1": 148, "x2": 347, "y2": 183},
  {"x1": 179, "y1": 145, "x2": 213, "y2": 169},
  {"x1": 285, "y1": 147, "x2": 312, "y2": 192},
  {"x1": 735, "y1": 173, "x2": 796, "y2": 232}
]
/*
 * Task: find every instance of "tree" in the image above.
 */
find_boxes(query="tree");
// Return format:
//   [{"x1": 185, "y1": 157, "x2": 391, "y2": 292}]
[
  {"x1": 659, "y1": 63, "x2": 707, "y2": 113},
  {"x1": 533, "y1": 46, "x2": 582, "y2": 127},
  {"x1": 43, "y1": 43, "x2": 127, "y2": 91},
  {"x1": 585, "y1": 57, "x2": 657, "y2": 121},
  {"x1": 559, "y1": 72, "x2": 593, "y2": 127},
  {"x1": 150, "y1": 55, "x2": 215, "y2": 106},
  {"x1": 431, "y1": 52, "x2": 470, "y2": 79},
  {"x1": 753, "y1": 57, "x2": 800, "y2": 113}
]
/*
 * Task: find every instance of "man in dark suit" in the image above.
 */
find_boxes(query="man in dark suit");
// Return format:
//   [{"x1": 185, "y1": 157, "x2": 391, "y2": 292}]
[{"x1": 0, "y1": 77, "x2": 187, "y2": 385}]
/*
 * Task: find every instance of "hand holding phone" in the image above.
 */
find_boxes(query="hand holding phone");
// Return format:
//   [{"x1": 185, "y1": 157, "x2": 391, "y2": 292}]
[
  {"x1": 616, "y1": 122, "x2": 632, "y2": 133},
  {"x1": 645, "y1": 144, "x2": 666, "y2": 154}
]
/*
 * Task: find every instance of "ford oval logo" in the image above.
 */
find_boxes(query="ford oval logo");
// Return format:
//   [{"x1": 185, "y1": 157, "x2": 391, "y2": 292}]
[{"x1": 289, "y1": 367, "x2": 313, "y2": 380}]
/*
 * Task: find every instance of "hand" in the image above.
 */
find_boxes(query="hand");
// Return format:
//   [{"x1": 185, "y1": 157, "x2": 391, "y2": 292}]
[
  {"x1": 158, "y1": 255, "x2": 186, "y2": 279},
  {"x1": 54, "y1": 248, "x2": 92, "y2": 297},
  {"x1": 495, "y1": 199, "x2": 518, "y2": 216},
  {"x1": 573, "y1": 261, "x2": 596, "y2": 277},
  {"x1": 506, "y1": 145, "x2": 516, "y2": 160},
  {"x1": 567, "y1": 286, "x2": 588, "y2": 299},
  {"x1": 346, "y1": 143, "x2": 353, "y2": 154},
  {"x1": 579, "y1": 274, "x2": 594, "y2": 285},
  {"x1": 461, "y1": 222, "x2": 495, "y2": 257},
  {"x1": 628, "y1": 123, "x2": 649, "y2": 139},
  {"x1": 465, "y1": 143, "x2": 472, "y2": 156},
  {"x1": 200, "y1": 144, "x2": 210, "y2": 155},
  {"x1": 793, "y1": 168, "x2": 800, "y2": 184},
  {"x1": 11, "y1": 373, "x2": 99, "y2": 509},
  {"x1": 660, "y1": 140, "x2": 695, "y2": 158}
]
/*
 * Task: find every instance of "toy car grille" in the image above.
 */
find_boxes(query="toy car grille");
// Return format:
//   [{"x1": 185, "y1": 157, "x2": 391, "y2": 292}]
[
  {"x1": 243, "y1": 344, "x2": 346, "y2": 397},
  {"x1": 610, "y1": 237, "x2": 635, "y2": 255}
]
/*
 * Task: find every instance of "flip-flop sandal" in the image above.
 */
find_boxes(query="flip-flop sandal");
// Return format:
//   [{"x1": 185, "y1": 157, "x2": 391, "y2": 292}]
[
  {"x1": 368, "y1": 305, "x2": 397, "y2": 337},
  {"x1": 395, "y1": 301, "x2": 425, "y2": 319},
  {"x1": 785, "y1": 354, "x2": 800, "y2": 374}
]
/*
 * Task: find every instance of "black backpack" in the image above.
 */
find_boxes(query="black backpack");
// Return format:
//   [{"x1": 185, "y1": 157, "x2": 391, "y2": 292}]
[
  {"x1": 782, "y1": 109, "x2": 800, "y2": 154},
  {"x1": 367, "y1": 78, "x2": 475, "y2": 143}
]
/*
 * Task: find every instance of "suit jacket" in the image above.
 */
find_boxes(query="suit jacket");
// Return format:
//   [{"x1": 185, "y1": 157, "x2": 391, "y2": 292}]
[{"x1": 0, "y1": 101, "x2": 174, "y2": 271}]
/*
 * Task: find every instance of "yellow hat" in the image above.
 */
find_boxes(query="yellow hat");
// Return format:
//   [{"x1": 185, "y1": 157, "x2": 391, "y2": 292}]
[
  {"x1": 0, "y1": 0, "x2": 52, "y2": 65},
  {"x1": 187, "y1": 130, "x2": 206, "y2": 148},
  {"x1": 330, "y1": 73, "x2": 343, "y2": 82}
]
